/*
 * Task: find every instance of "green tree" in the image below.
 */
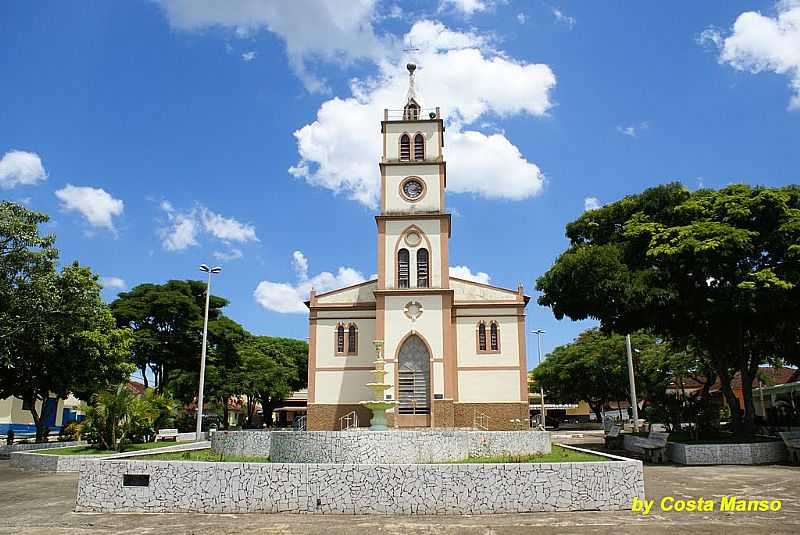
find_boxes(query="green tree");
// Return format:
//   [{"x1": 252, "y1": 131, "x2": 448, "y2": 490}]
[
  {"x1": 236, "y1": 336, "x2": 308, "y2": 428},
  {"x1": 530, "y1": 329, "x2": 651, "y2": 422},
  {"x1": 110, "y1": 280, "x2": 228, "y2": 392},
  {"x1": 0, "y1": 203, "x2": 132, "y2": 441},
  {"x1": 82, "y1": 384, "x2": 175, "y2": 451},
  {"x1": 169, "y1": 315, "x2": 249, "y2": 428},
  {"x1": 537, "y1": 183, "x2": 800, "y2": 433}
]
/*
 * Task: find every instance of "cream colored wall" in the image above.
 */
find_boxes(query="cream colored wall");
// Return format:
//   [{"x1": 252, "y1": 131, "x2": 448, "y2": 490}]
[
  {"x1": 314, "y1": 370, "x2": 376, "y2": 404},
  {"x1": 316, "y1": 281, "x2": 377, "y2": 304},
  {"x1": 451, "y1": 278, "x2": 519, "y2": 302},
  {"x1": 2, "y1": 396, "x2": 65, "y2": 426},
  {"x1": 0, "y1": 397, "x2": 12, "y2": 423},
  {"x1": 455, "y1": 315, "x2": 520, "y2": 368},
  {"x1": 384, "y1": 294, "x2": 445, "y2": 397},
  {"x1": 384, "y1": 122, "x2": 441, "y2": 162},
  {"x1": 458, "y1": 370, "x2": 521, "y2": 403},
  {"x1": 383, "y1": 219, "x2": 445, "y2": 288},
  {"x1": 314, "y1": 318, "x2": 376, "y2": 369},
  {"x1": 384, "y1": 165, "x2": 442, "y2": 213}
]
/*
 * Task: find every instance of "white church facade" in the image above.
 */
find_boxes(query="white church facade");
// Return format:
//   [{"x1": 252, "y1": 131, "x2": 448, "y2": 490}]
[{"x1": 305, "y1": 66, "x2": 530, "y2": 430}]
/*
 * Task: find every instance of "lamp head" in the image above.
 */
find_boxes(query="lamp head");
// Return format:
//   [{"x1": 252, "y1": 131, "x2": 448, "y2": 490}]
[{"x1": 199, "y1": 264, "x2": 210, "y2": 272}]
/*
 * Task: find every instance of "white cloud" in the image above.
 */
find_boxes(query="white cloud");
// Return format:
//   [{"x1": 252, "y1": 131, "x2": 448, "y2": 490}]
[
  {"x1": 154, "y1": 0, "x2": 388, "y2": 92},
  {"x1": 439, "y1": 0, "x2": 492, "y2": 16},
  {"x1": 290, "y1": 20, "x2": 555, "y2": 208},
  {"x1": 241, "y1": 50, "x2": 257, "y2": 62},
  {"x1": 616, "y1": 121, "x2": 649, "y2": 137},
  {"x1": 387, "y1": 5, "x2": 403, "y2": 19},
  {"x1": 584, "y1": 197, "x2": 602, "y2": 211},
  {"x1": 55, "y1": 184, "x2": 124, "y2": 232},
  {"x1": 449, "y1": 265, "x2": 491, "y2": 284},
  {"x1": 516, "y1": 13, "x2": 527, "y2": 25},
  {"x1": 253, "y1": 251, "x2": 367, "y2": 313},
  {"x1": 0, "y1": 150, "x2": 47, "y2": 189},
  {"x1": 551, "y1": 7, "x2": 576, "y2": 29},
  {"x1": 700, "y1": 1, "x2": 800, "y2": 109},
  {"x1": 158, "y1": 201, "x2": 258, "y2": 252},
  {"x1": 101, "y1": 276, "x2": 126, "y2": 290},
  {"x1": 199, "y1": 207, "x2": 258, "y2": 243},
  {"x1": 213, "y1": 248, "x2": 244, "y2": 262}
]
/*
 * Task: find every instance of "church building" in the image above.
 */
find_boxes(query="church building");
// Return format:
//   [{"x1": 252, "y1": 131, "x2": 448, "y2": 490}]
[{"x1": 306, "y1": 65, "x2": 530, "y2": 430}]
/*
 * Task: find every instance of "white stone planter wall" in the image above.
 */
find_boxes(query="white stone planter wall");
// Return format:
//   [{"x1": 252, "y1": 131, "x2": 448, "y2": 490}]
[
  {"x1": 211, "y1": 430, "x2": 272, "y2": 457},
  {"x1": 667, "y1": 441, "x2": 787, "y2": 465},
  {"x1": 75, "y1": 455, "x2": 643, "y2": 514},
  {"x1": 10, "y1": 451, "x2": 103, "y2": 472},
  {"x1": 212, "y1": 430, "x2": 551, "y2": 463},
  {"x1": 0, "y1": 441, "x2": 83, "y2": 459}
]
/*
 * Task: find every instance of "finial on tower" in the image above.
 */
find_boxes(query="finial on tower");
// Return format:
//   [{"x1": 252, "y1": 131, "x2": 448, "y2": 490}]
[{"x1": 403, "y1": 62, "x2": 420, "y2": 120}]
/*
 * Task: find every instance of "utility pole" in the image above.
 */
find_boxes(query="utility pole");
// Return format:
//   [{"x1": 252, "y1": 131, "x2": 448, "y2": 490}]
[
  {"x1": 196, "y1": 263, "x2": 221, "y2": 440},
  {"x1": 625, "y1": 334, "x2": 640, "y2": 432}
]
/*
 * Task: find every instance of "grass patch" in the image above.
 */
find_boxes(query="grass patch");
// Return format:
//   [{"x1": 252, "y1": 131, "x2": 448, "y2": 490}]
[
  {"x1": 130, "y1": 448, "x2": 270, "y2": 463},
  {"x1": 37, "y1": 442, "x2": 173, "y2": 456},
  {"x1": 457, "y1": 445, "x2": 608, "y2": 464}
]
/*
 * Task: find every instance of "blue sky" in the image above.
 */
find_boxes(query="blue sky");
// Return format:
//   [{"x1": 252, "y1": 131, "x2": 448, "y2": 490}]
[{"x1": 1, "y1": 1, "x2": 799, "y2": 369}]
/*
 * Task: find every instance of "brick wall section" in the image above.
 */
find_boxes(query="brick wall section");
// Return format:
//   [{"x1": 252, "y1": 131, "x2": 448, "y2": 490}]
[
  {"x1": 310, "y1": 402, "x2": 528, "y2": 430},
  {"x1": 454, "y1": 402, "x2": 530, "y2": 430},
  {"x1": 432, "y1": 399, "x2": 454, "y2": 427},
  {"x1": 307, "y1": 404, "x2": 374, "y2": 431}
]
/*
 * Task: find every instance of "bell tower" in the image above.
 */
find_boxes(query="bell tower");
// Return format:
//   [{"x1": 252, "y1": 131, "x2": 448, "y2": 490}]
[{"x1": 377, "y1": 63, "x2": 450, "y2": 290}]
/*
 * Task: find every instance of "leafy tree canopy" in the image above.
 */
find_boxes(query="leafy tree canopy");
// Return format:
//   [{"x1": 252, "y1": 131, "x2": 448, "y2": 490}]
[{"x1": 537, "y1": 183, "x2": 800, "y2": 431}]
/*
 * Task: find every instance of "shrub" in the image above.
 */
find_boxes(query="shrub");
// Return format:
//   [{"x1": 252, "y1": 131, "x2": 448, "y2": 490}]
[{"x1": 58, "y1": 421, "x2": 83, "y2": 442}]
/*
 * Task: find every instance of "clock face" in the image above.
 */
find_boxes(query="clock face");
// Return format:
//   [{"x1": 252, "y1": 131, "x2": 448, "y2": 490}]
[{"x1": 402, "y1": 178, "x2": 424, "y2": 200}]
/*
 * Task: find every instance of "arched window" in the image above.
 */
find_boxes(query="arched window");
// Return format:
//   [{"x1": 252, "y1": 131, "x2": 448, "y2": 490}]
[
  {"x1": 413, "y1": 133, "x2": 424, "y2": 161},
  {"x1": 490, "y1": 322, "x2": 499, "y2": 351},
  {"x1": 416, "y1": 248, "x2": 429, "y2": 288},
  {"x1": 400, "y1": 134, "x2": 410, "y2": 161},
  {"x1": 477, "y1": 322, "x2": 487, "y2": 352},
  {"x1": 336, "y1": 324, "x2": 345, "y2": 354},
  {"x1": 397, "y1": 248, "x2": 410, "y2": 288},
  {"x1": 347, "y1": 324, "x2": 357, "y2": 354}
]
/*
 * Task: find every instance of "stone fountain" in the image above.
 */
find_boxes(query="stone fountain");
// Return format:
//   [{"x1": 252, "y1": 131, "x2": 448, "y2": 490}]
[{"x1": 359, "y1": 340, "x2": 398, "y2": 431}]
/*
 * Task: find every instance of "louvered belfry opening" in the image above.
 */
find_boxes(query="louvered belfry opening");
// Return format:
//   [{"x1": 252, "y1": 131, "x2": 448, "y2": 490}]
[
  {"x1": 416, "y1": 248, "x2": 429, "y2": 288},
  {"x1": 397, "y1": 335, "x2": 430, "y2": 415},
  {"x1": 397, "y1": 248, "x2": 410, "y2": 288},
  {"x1": 413, "y1": 133, "x2": 424, "y2": 161},
  {"x1": 400, "y1": 134, "x2": 411, "y2": 161}
]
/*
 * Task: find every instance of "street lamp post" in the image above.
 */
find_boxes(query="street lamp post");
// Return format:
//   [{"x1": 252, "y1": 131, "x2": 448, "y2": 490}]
[
  {"x1": 625, "y1": 334, "x2": 640, "y2": 433},
  {"x1": 196, "y1": 263, "x2": 221, "y2": 440},
  {"x1": 531, "y1": 329, "x2": 546, "y2": 430}
]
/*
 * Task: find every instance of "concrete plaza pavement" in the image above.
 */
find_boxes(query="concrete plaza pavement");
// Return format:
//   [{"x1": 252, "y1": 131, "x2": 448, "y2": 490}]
[{"x1": 1, "y1": 435, "x2": 798, "y2": 535}]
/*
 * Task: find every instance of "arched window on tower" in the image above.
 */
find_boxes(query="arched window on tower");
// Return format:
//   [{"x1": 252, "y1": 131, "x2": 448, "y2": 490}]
[
  {"x1": 490, "y1": 322, "x2": 499, "y2": 351},
  {"x1": 400, "y1": 134, "x2": 411, "y2": 161},
  {"x1": 397, "y1": 248, "x2": 410, "y2": 288},
  {"x1": 477, "y1": 322, "x2": 487, "y2": 352},
  {"x1": 413, "y1": 133, "x2": 424, "y2": 161},
  {"x1": 336, "y1": 323, "x2": 345, "y2": 354},
  {"x1": 347, "y1": 324, "x2": 357, "y2": 354},
  {"x1": 416, "y1": 248, "x2": 429, "y2": 288}
]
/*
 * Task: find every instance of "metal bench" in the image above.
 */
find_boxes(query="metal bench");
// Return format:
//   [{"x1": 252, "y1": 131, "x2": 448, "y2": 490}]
[
  {"x1": 604, "y1": 424, "x2": 624, "y2": 449},
  {"x1": 639, "y1": 431, "x2": 670, "y2": 463},
  {"x1": 155, "y1": 428, "x2": 179, "y2": 442},
  {"x1": 779, "y1": 431, "x2": 800, "y2": 464}
]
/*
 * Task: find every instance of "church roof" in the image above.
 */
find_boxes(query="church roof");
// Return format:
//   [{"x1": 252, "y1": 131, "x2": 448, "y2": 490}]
[{"x1": 306, "y1": 277, "x2": 530, "y2": 308}]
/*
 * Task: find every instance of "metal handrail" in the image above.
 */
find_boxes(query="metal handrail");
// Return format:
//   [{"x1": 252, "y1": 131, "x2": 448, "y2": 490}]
[
  {"x1": 293, "y1": 415, "x2": 306, "y2": 432},
  {"x1": 339, "y1": 411, "x2": 359, "y2": 431},
  {"x1": 384, "y1": 107, "x2": 441, "y2": 121},
  {"x1": 473, "y1": 410, "x2": 490, "y2": 431}
]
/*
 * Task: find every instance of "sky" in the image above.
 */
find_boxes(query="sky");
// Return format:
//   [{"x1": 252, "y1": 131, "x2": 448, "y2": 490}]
[{"x1": 1, "y1": 1, "x2": 799, "y2": 370}]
